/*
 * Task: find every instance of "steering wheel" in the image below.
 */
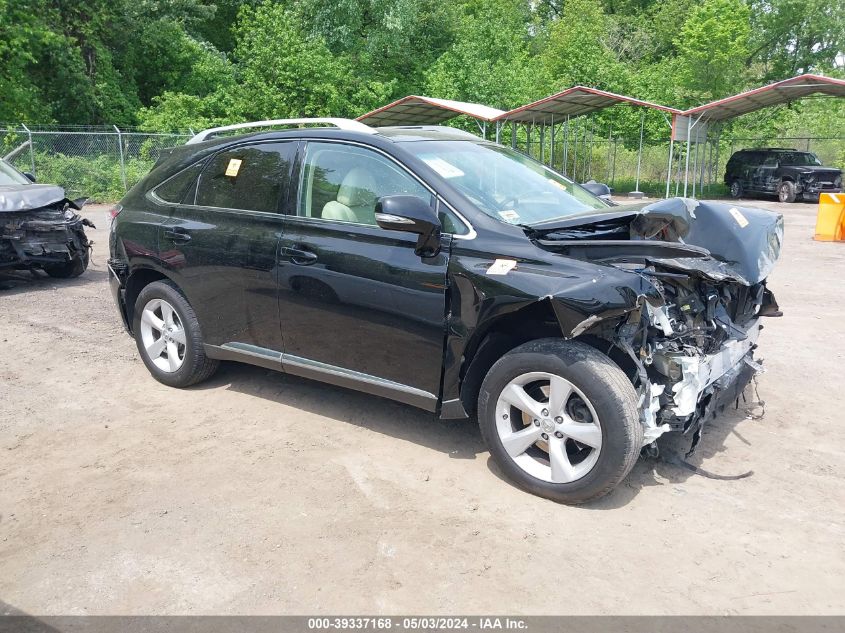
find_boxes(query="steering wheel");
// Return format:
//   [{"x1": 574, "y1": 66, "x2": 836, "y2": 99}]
[
  {"x1": 451, "y1": 181, "x2": 501, "y2": 211},
  {"x1": 496, "y1": 189, "x2": 554, "y2": 212}
]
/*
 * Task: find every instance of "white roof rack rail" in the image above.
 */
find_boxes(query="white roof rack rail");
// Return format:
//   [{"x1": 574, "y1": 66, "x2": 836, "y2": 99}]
[{"x1": 186, "y1": 118, "x2": 376, "y2": 144}]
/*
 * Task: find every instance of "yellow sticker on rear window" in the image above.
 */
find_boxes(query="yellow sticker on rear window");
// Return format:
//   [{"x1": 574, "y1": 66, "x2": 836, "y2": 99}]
[
  {"x1": 225, "y1": 158, "x2": 242, "y2": 177},
  {"x1": 729, "y1": 207, "x2": 749, "y2": 228}
]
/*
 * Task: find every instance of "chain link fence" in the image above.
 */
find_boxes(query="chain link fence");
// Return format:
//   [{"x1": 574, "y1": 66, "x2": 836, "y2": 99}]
[
  {"x1": 2, "y1": 124, "x2": 843, "y2": 202},
  {"x1": 0, "y1": 125, "x2": 191, "y2": 202}
]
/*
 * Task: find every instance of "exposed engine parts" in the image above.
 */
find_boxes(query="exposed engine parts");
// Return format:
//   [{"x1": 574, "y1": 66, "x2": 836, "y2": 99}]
[{"x1": 1, "y1": 185, "x2": 93, "y2": 278}]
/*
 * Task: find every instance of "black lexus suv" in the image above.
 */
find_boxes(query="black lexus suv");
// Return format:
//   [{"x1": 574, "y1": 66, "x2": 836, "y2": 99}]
[
  {"x1": 109, "y1": 119, "x2": 783, "y2": 503},
  {"x1": 725, "y1": 147, "x2": 842, "y2": 203}
]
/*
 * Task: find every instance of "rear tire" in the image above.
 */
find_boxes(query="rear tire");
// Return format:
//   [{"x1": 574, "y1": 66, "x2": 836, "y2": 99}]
[
  {"x1": 778, "y1": 180, "x2": 796, "y2": 203},
  {"x1": 729, "y1": 180, "x2": 743, "y2": 199},
  {"x1": 477, "y1": 339, "x2": 642, "y2": 504},
  {"x1": 132, "y1": 280, "x2": 219, "y2": 388}
]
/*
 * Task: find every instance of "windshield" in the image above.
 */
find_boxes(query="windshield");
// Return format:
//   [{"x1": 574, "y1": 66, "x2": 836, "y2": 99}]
[
  {"x1": 406, "y1": 140, "x2": 609, "y2": 226},
  {"x1": 0, "y1": 160, "x2": 31, "y2": 186},
  {"x1": 778, "y1": 152, "x2": 822, "y2": 167}
]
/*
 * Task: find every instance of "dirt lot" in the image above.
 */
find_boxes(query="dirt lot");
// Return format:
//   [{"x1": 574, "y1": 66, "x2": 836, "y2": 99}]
[{"x1": 1, "y1": 198, "x2": 843, "y2": 615}]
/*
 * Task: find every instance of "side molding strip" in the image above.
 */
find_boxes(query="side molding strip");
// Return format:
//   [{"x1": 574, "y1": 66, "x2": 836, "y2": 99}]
[
  {"x1": 203, "y1": 344, "x2": 438, "y2": 412},
  {"x1": 282, "y1": 354, "x2": 438, "y2": 412}
]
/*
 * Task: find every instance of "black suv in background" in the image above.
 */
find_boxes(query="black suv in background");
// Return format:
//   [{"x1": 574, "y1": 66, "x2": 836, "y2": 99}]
[
  {"x1": 109, "y1": 119, "x2": 783, "y2": 503},
  {"x1": 725, "y1": 147, "x2": 842, "y2": 203}
]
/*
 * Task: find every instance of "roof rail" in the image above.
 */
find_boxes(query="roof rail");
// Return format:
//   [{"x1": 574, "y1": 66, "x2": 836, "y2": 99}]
[{"x1": 186, "y1": 118, "x2": 376, "y2": 144}]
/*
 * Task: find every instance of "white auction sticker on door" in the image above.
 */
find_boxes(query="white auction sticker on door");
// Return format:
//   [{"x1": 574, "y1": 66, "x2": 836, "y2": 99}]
[
  {"x1": 729, "y1": 206, "x2": 749, "y2": 228},
  {"x1": 487, "y1": 259, "x2": 517, "y2": 275}
]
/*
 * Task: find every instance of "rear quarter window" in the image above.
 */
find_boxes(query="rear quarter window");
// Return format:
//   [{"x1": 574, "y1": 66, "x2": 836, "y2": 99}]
[{"x1": 153, "y1": 160, "x2": 207, "y2": 204}]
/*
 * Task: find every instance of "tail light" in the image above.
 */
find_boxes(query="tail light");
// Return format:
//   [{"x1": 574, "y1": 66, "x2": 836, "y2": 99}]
[{"x1": 108, "y1": 204, "x2": 123, "y2": 232}]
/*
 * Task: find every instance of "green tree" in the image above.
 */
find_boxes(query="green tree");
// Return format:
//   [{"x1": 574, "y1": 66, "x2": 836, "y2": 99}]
[
  {"x1": 539, "y1": 0, "x2": 630, "y2": 93},
  {"x1": 425, "y1": 0, "x2": 542, "y2": 109},
  {"x1": 231, "y1": 1, "x2": 390, "y2": 119},
  {"x1": 671, "y1": 0, "x2": 751, "y2": 104},
  {"x1": 747, "y1": 0, "x2": 845, "y2": 80}
]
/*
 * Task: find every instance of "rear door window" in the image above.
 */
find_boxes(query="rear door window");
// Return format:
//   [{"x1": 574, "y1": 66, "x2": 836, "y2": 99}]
[{"x1": 195, "y1": 142, "x2": 297, "y2": 213}]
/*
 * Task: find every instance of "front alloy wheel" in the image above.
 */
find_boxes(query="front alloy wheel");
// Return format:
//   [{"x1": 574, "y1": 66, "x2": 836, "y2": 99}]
[
  {"x1": 478, "y1": 339, "x2": 642, "y2": 504},
  {"x1": 495, "y1": 372, "x2": 602, "y2": 483}
]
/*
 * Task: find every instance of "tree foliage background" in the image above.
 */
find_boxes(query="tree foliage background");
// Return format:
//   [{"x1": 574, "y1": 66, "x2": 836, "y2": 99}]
[{"x1": 1, "y1": 0, "x2": 843, "y2": 139}]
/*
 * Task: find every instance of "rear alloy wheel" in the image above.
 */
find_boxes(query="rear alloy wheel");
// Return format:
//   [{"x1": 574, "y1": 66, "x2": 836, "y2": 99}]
[
  {"x1": 729, "y1": 180, "x2": 743, "y2": 199},
  {"x1": 778, "y1": 180, "x2": 796, "y2": 203},
  {"x1": 132, "y1": 280, "x2": 218, "y2": 387},
  {"x1": 139, "y1": 298, "x2": 187, "y2": 373},
  {"x1": 478, "y1": 339, "x2": 642, "y2": 504}
]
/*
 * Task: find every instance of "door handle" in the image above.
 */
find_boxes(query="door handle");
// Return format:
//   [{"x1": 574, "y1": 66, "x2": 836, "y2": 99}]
[
  {"x1": 280, "y1": 246, "x2": 318, "y2": 265},
  {"x1": 163, "y1": 228, "x2": 191, "y2": 243}
]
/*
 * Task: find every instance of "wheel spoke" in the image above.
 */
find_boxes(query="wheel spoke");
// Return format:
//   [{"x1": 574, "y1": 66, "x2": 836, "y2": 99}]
[
  {"x1": 170, "y1": 328, "x2": 186, "y2": 345},
  {"x1": 500, "y1": 425, "x2": 543, "y2": 457},
  {"x1": 547, "y1": 376, "x2": 572, "y2": 417},
  {"x1": 161, "y1": 302, "x2": 174, "y2": 328},
  {"x1": 559, "y1": 422, "x2": 602, "y2": 449},
  {"x1": 166, "y1": 341, "x2": 180, "y2": 371},
  {"x1": 146, "y1": 337, "x2": 166, "y2": 359},
  {"x1": 548, "y1": 436, "x2": 576, "y2": 483},
  {"x1": 500, "y1": 383, "x2": 543, "y2": 418},
  {"x1": 141, "y1": 308, "x2": 165, "y2": 332}
]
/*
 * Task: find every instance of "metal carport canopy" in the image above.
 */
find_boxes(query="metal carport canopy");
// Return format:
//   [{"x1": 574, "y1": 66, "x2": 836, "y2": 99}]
[
  {"x1": 357, "y1": 95, "x2": 505, "y2": 126},
  {"x1": 681, "y1": 74, "x2": 845, "y2": 122},
  {"x1": 496, "y1": 86, "x2": 681, "y2": 124}
]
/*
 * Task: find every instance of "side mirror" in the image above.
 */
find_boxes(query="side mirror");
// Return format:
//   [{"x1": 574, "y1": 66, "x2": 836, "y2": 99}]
[
  {"x1": 23, "y1": 172, "x2": 36, "y2": 183},
  {"x1": 580, "y1": 180, "x2": 616, "y2": 206},
  {"x1": 375, "y1": 195, "x2": 441, "y2": 257}
]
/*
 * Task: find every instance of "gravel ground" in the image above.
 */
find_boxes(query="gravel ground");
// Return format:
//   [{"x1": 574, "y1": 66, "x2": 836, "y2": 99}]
[{"x1": 0, "y1": 198, "x2": 843, "y2": 615}]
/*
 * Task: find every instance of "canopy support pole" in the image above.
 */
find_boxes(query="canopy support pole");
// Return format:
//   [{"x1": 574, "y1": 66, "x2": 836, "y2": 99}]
[
  {"x1": 633, "y1": 110, "x2": 645, "y2": 196},
  {"x1": 511, "y1": 122, "x2": 516, "y2": 149},
  {"x1": 540, "y1": 124, "x2": 546, "y2": 164},
  {"x1": 563, "y1": 115, "x2": 570, "y2": 176},
  {"x1": 683, "y1": 117, "x2": 692, "y2": 197}
]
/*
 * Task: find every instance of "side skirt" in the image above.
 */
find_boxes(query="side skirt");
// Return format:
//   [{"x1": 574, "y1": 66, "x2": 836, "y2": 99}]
[{"x1": 204, "y1": 343, "x2": 438, "y2": 412}]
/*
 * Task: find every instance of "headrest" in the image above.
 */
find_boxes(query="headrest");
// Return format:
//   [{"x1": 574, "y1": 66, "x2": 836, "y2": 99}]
[{"x1": 337, "y1": 168, "x2": 377, "y2": 207}]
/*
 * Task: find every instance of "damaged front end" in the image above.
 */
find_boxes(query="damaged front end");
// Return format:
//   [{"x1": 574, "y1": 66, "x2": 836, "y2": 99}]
[
  {"x1": 534, "y1": 198, "x2": 783, "y2": 454},
  {"x1": 0, "y1": 184, "x2": 94, "y2": 276}
]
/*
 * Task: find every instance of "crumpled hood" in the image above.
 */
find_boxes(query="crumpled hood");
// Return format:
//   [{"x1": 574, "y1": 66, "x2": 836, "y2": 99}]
[
  {"x1": 0, "y1": 184, "x2": 71, "y2": 212},
  {"x1": 531, "y1": 197, "x2": 784, "y2": 286}
]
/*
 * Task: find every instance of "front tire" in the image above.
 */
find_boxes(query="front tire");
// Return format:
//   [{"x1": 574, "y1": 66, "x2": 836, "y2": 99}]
[
  {"x1": 132, "y1": 280, "x2": 219, "y2": 388},
  {"x1": 478, "y1": 339, "x2": 642, "y2": 504},
  {"x1": 778, "y1": 180, "x2": 796, "y2": 203},
  {"x1": 44, "y1": 249, "x2": 89, "y2": 278}
]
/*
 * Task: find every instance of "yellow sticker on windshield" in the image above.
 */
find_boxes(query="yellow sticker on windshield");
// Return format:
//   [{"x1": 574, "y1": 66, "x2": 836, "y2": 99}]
[
  {"x1": 548, "y1": 179, "x2": 567, "y2": 191},
  {"x1": 225, "y1": 158, "x2": 242, "y2": 177}
]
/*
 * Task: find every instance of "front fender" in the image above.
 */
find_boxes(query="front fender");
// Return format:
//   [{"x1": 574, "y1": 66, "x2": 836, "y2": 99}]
[{"x1": 439, "y1": 248, "x2": 662, "y2": 410}]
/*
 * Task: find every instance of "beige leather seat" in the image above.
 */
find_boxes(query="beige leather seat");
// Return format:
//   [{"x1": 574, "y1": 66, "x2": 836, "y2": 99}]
[{"x1": 322, "y1": 168, "x2": 378, "y2": 223}]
